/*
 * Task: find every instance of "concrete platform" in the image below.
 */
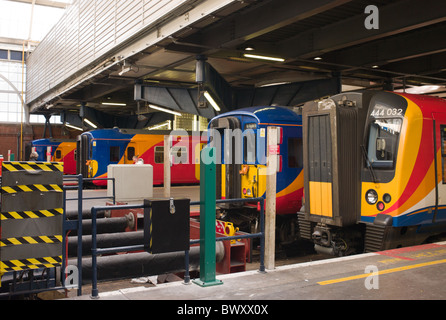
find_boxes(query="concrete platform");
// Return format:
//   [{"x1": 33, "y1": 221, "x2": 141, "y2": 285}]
[{"x1": 66, "y1": 241, "x2": 446, "y2": 301}]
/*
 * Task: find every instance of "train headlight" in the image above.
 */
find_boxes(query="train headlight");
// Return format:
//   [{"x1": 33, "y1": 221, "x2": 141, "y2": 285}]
[
  {"x1": 366, "y1": 189, "x2": 378, "y2": 205},
  {"x1": 383, "y1": 193, "x2": 391, "y2": 203}
]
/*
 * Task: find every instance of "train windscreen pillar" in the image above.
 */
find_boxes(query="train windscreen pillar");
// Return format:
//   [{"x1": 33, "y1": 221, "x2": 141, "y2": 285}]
[{"x1": 0, "y1": 161, "x2": 64, "y2": 285}]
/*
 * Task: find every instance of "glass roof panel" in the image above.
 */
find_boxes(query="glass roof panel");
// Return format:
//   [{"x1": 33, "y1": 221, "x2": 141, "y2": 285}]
[{"x1": 0, "y1": 0, "x2": 69, "y2": 42}]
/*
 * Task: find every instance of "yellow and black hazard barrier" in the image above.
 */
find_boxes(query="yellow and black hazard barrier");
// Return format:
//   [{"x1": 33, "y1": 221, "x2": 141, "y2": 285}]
[
  {"x1": 1, "y1": 184, "x2": 63, "y2": 194},
  {"x1": 1, "y1": 208, "x2": 63, "y2": 220},
  {"x1": 1, "y1": 256, "x2": 62, "y2": 273},
  {"x1": 1, "y1": 161, "x2": 64, "y2": 284},
  {"x1": 1, "y1": 161, "x2": 63, "y2": 173},
  {"x1": 1, "y1": 235, "x2": 62, "y2": 247}
]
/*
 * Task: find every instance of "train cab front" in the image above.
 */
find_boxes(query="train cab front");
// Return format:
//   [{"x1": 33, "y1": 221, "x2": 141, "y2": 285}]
[
  {"x1": 76, "y1": 132, "x2": 94, "y2": 179},
  {"x1": 209, "y1": 114, "x2": 264, "y2": 231},
  {"x1": 299, "y1": 91, "x2": 424, "y2": 256},
  {"x1": 299, "y1": 92, "x2": 373, "y2": 256}
]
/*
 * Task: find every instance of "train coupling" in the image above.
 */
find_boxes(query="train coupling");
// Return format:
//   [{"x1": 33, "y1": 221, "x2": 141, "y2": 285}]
[
  {"x1": 312, "y1": 225, "x2": 332, "y2": 247},
  {"x1": 312, "y1": 225, "x2": 348, "y2": 256}
]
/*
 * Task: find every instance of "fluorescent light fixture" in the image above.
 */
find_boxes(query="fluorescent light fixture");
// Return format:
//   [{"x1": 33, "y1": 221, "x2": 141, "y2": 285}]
[
  {"x1": 102, "y1": 102, "x2": 127, "y2": 106},
  {"x1": 314, "y1": 57, "x2": 323, "y2": 61},
  {"x1": 149, "y1": 121, "x2": 171, "y2": 131},
  {"x1": 118, "y1": 66, "x2": 131, "y2": 76},
  {"x1": 243, "y1": 53, "x2": 285, "y2": 62},
  {"x1": 204, "y1": 91, "x2": 221, "y2": 112},
  {"x1": 404, "y1": 85, "x2": 441, "y2": 94},
  {"x1": 66, "y1": 123, "x2": 83, "y2": 131},
  {"x1": 259, "y1": 81, "x2": 291, "y2": 87},
  {"x1": 84, "y1": 118, "x2": 98, "y2": 129},
  {"x1": 149, "y1": 104, "x2": 182, "y2": 116}
]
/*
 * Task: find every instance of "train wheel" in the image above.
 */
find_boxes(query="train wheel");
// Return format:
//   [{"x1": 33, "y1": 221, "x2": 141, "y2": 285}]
[{"x1": 278, "y1": 216, "x2": 298, "y2": 246}]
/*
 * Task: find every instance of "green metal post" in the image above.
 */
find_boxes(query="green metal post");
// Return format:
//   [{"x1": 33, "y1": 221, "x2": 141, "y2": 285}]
[{"x1": 193, "y1": 147, "x2": 223, "y2": 287}]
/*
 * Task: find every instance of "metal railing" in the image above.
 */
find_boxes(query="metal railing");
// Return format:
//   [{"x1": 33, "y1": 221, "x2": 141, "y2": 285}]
[
  {"x1": 89, "y1": 197, "x2": 265, "y2": 299},
  {"x1": 61, "y1": 174, "x2": 115, "y2": 296}
]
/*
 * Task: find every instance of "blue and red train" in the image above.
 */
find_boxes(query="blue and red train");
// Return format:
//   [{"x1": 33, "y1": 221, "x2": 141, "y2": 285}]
[
  {"x1": 26, "y1": 138, "x2": 76, "y2": 175},
  {"x1": 209, "y1": 106, "x2": 303, "y2": 244},
  {"x1": 76, "y1": 128, "x2": 205, "y2": 186}
]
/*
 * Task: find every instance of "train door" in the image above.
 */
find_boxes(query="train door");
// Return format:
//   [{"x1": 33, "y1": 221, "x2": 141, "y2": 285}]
[
  {"x1": 240, "y1": 124, "x2": 258, "y2": 199},
  {"x1": 307, "y1": 114, "x2": 333, "y2": 218},
  {"x1": 54, "y1": 147, "x2": 63, "y2": 162},
  {"x1": 77, "y1": 134, "x2": 90, "y2": 177},
  {"x1": 125, "y1": 143, "x2": 137, "y2": 164},
  {"x1": 433, "y1": 113, "x2": 446, "y2": 223},
  {"x1": 209, "y1": 116, "x2": 241, "y2": 202}
]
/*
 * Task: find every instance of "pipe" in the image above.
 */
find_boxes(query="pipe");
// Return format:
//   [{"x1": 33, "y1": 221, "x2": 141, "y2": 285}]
[
  {"x1": 68, "y1": 214, "x2": 134, "y2": 236},
  {"x1": 67, "y1": 231, "x2": 144, "y2": 257},
  {"x1": 65, "y1": 208, "x2": 106, "y2": 220},
  {"x1": 72, "y1": 242, "x2": 224, "y2": 283}
]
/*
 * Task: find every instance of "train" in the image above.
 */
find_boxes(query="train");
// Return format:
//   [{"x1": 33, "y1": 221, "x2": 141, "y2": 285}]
[
  {"x1": 209, "y1": 106, "x2": 303, "y2": 244},
  {"x1": 298, "y1": 90, "x2": 446, "y2": 256},
  {"x1": 76, "y1": 128, "x2": 206, "y2": 186},
  {"x1": 26, "y1": 138, "x2": 77, "y2": 175}
]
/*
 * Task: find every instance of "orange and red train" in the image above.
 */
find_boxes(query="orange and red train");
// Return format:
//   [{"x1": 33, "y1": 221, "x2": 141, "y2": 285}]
[{"x1": 299, "y1": 91, "x2": 446, "y2": 255}]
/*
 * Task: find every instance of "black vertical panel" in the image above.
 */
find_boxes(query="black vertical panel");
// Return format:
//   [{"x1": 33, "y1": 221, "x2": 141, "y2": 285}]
[
  {"x1": 209, "y1": 117, "x2": 241, "y2": 201},
  {"x1": 308, "y1": 115, "x2": 332, "y2": 183},
  {"x1": 1, "y1": 162, "x2": 63, "y2": 266},
  {"x1": 144, "y1": 199, "x2": 190, "y2": 254}
]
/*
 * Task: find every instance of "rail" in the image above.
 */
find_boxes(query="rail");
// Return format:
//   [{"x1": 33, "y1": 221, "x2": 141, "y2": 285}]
[
  {"x1": 64, "y1": 175, "x2": 116, "y2": 204},
  {"x1": 61, "y1": 174, "x2": 116, "y2": 296},
  {"x1": 89, "y1": 197, "x2": 265, "y2": 299}
]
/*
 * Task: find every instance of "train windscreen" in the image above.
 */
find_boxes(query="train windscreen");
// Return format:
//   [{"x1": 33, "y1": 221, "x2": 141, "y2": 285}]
[{"x1": 366, "y1": 118, "x2": 402, "y2": 169}]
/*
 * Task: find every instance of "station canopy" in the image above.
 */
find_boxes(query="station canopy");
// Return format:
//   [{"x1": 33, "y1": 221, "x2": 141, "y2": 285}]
[{"x1": 5, "y1": 0, "x2": 446, "y2": 129}]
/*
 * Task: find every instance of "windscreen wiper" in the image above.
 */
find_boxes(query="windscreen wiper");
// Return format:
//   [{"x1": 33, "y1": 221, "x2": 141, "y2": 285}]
[{"x1": 361, "y1": 145, "x2": 378, "y2": 183}]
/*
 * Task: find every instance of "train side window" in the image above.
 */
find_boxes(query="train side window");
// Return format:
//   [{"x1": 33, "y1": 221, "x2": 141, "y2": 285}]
[
  {"x1": 155, "y1": 146, "x2": 164, "y2": 163},
  {"x1": 55, "y1": 150, "x2": 62, "y2": 160},
  {"x1": 288, "y1": 137, "x2": 303, "y2": 168},
  {"x1": 127, "y1": 147, "x2": 135, "y2": 161},
  {"x1": 172, "y1": 146, "x2": 187, "y2": 164},
  {"x1": 243, "y1": 128, "x2": 256, "y2": 164},
  {"x1": 441, "y1": 126, "x2": 446, "y2": 183},
  {"x1": 110, "y1": 146, "x2": 120, "y2": 162}
]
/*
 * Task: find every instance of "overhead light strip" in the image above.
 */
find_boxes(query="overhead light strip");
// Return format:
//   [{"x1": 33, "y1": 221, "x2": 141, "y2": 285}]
[
  {"x1": 66, "y1": 123, "x2": 83, "y2": 131},
  {"x1": 243, "y1": 53, "x2": 285, "y2": 62},
  {"x1": 102, "y1": 102, "x2": 127, "y2": 106},
  {"x1": 149, "y1": 104, "x2": 182, "y2": 116},
  {"x1": 149, "y1": 121, "x2": 171, "y2": 131},
  {"x1": 204, "y1": 91, "x2": 221, "y2": 112},
  {"x1": 84, "y1": 118, "x2": 98, "y2": 129}
]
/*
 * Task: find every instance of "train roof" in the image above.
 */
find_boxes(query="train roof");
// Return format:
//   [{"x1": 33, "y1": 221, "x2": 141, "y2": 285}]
[
  {"x1": 397, "y1": 92, "x2": 446, "y2": 112},
  {"x1": 211, "y1": 106, "x2": 301, "y2": 125},
  {"x1": 81, "y1": 128, "x2": 135, "y2": 140},
  {"x1": 32, "y1": 138, "x2": 75, "y2": 144}
]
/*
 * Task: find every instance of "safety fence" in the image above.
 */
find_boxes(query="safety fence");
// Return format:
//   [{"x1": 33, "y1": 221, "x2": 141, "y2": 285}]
[
  {"x1": 61, "y1": 174, "x2": 115, "y2": 297},
  {"x1": 0, "y1": 172, "x2": 114, "y2": 298},
  {"x1": 89, "y1": 197, "x2": 265, "y2": 298},
  {"x1": 1, "y1": 173, "x2": 265, "y2": 298}
]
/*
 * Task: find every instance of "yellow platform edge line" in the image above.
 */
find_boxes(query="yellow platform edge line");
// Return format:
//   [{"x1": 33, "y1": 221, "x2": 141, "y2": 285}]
[{"x1": 318, "y1": 258, "x2": 446, "y2": 286}]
